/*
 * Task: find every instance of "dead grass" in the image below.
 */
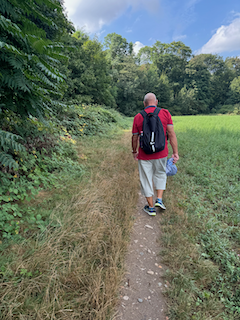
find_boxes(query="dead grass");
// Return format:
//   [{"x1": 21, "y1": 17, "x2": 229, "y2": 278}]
[{"x1": 0, "y1": 132, "x2": 139, "y2": 319}]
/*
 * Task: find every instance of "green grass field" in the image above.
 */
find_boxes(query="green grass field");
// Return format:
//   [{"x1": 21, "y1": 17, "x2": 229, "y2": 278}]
[{"x1": 162, "y1": 115, "x2": 240, "y2": 319}]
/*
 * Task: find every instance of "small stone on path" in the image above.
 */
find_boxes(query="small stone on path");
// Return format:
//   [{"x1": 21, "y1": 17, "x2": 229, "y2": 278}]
[
  {"x1": 137, "y1": 298, "x2": 143, "y2": 303},
  {"x1": 123, "y1": 296, "x2": 129, "y2": 301},
  {"x1": 147, "y1": 270, "x2": 154, "y2": 275},
  {"x1": 145, "y1": 224, "x2": 153, "y2": 229}
]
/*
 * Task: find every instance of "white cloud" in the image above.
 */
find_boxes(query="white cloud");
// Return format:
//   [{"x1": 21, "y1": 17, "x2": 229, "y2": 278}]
[
  {"x1": 63, "y1": 0, "x2": 80, "y2": 17},
  {"x1": 63, "y1": 0, "x2": 159, "y2": 33},
  {"x1": 172, "y1": 34, "x2": 187, "y2": 41},
  {"x1": 196, "y1": 17, "x2": 240, "y2": 54},
  {"x1": 133, "y1": 41, "x2": 145, "y2": 54}
]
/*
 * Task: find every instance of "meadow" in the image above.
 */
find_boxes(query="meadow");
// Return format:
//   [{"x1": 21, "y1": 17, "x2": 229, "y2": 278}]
[{"x1": 162, "y1": 115, "x2": 240, "y2": 319}]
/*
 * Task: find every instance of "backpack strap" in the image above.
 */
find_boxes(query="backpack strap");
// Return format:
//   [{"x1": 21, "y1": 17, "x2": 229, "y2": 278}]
[
  {"x1": 140, "y1": 107, "x2": 161, "y2": 118},
  {"x1": 140, "y1": 109, "x2": 147, "y2": 118},
  {"x1": 153, "y1": 107, "x2": 161, "y2": 115}
]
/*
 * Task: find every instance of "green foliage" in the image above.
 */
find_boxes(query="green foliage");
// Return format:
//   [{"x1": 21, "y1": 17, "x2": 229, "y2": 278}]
[
  {"x1": 0, "y1": 130, "x2": 25, "y2": 169},
  {"x1": 218, "y1": 103, "x2": 240, "y2": 115},
  {"x1": 104, "y1": 32, "x2": 133, "y2": 63},
  {"x1": 226, "y1": 76, "x2": 240, "y2": 105},
  {"x1": 56, "y1": 103, "x2": 123, "y2": 136},
  {"x1": 62, "y1": 32, "x2": 115, "y2": 106},
  {"x1": 0, "y1": 136, "x2": 83, "y2": 239},
  {"x1": 0, "y1": 0, "x2": 69, "y2": 118},
  {"x1": 0, "y1": 110, "x2": 85, "y2": 239}
]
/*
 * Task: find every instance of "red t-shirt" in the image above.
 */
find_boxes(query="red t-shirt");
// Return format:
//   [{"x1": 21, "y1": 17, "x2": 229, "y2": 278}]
[{"x1": 132, "y1": 106, "x2": 173, "y2": 160}]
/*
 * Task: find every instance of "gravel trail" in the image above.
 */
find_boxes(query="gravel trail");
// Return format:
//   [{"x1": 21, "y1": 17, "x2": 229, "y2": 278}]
[{"x1": 115, "y1": 193, "x2": 168, "y2": 320}]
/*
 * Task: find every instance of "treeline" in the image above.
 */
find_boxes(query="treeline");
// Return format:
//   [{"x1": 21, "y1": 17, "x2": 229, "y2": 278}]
[
  {"x1": 61, "y1": 31, "x2": 240, "y2": 117},
  {"x1": 1, "y1": 0, "x2": 240, "y2": 121},
  {"x1": 1, "y1": 0, "x2": 240, "y2": 122}
]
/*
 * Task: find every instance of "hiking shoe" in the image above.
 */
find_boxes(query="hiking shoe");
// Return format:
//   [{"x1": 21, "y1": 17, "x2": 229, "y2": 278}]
[
  {"x1": 155, "y1": 198, "x2": 166, "y2": 210},
  {"x1": 143, "y1": 205, "x2": 156, "y2": 216}
]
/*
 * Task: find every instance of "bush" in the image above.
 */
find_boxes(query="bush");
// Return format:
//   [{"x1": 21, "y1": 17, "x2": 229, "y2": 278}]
[{"x1": 56, "y1": 104, "x2": 119, "y2": 136}]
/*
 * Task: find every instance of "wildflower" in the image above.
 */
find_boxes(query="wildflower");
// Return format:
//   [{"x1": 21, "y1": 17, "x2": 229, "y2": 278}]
[
  {"x1": 80, "y1": 154, "x2": 87, "y2": 160},
  {"x1": 32, "y1": 150, "x2": 36, "y2": 154},
  {"x1": 70, "y1": 139, "x2": 76, "y2": 144},
  {"x1": 13, "y1": 175, "x2": 18, "y2": 178}
]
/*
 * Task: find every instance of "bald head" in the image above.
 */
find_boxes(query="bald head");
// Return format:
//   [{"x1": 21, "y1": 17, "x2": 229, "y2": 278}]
[{"x1": 143, "y1": 93, "x2": 158, "y2": 107}]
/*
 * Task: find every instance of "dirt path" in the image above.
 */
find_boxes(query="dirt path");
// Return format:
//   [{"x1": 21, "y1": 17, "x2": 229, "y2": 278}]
[{"x1": 114, "y1": 193, "x2": 168, "y2": 320}]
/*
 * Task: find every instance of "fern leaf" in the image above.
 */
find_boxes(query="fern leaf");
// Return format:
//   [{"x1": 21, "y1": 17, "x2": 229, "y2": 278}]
[
  {"x1": 0, "y1": 152, "x2": 18, "y2": 169},
  {"x1": 0, "y1": 41, "x2": 22, "y2": 55},
  {"x1": 0, "y1": 130, "x2": 25, "y2": 153}
]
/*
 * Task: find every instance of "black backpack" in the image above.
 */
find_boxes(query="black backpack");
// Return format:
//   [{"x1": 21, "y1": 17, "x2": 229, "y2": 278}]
[{"x1": 139, "y1": 107, "x2": 165, "y2": 154}]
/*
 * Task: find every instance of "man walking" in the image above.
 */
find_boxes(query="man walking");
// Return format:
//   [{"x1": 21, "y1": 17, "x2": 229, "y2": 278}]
[{"x1": 132, "y1": 92, "x2": 179, "y2": 216}]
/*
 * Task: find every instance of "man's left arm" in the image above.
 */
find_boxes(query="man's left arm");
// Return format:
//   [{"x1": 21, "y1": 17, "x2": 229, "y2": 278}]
[{"x1": 167, "y1": 124, "x2": 179, "y2": 163}]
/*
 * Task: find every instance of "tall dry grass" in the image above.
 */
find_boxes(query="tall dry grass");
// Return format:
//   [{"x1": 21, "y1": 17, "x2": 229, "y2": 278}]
[{"x1": 0, "y1": 132, "x2": 139, "y2": 319}]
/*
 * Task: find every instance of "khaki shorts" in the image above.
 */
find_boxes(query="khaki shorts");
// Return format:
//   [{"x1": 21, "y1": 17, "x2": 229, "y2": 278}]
[{"x1": 138, "y1": 157, "x2": 167, "y2": 197}]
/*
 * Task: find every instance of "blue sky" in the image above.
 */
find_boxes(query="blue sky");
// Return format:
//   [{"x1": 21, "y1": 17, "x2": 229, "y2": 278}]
[{"x1": 63, "y1": 0, "x2": 240, "y2": 59}]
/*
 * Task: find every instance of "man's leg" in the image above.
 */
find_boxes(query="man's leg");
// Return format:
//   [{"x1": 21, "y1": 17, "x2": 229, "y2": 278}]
[
  {"x1": 157, "y1": 189, "x2": 164, "y2": 200},
  {"x1": 138, "y1": 160, "x2": 156, "y2": 216},
  {"x1": 138, "y1": 160, "x2": 154, "y2": 198},
  {"x1": 153, "y1": 158, "x2": 167, "y2": 209},
  {"x1": 146, "y1": 196, "x2": 154, "y2": 207}
]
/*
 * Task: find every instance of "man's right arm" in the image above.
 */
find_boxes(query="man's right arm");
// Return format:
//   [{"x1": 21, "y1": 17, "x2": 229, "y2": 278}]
[
  {"x1": 167, "y1": 125, "x2": 179, "y2": 163},
  {"x1": 132, "y1": 134, "x2": 139, "y2": 160}
]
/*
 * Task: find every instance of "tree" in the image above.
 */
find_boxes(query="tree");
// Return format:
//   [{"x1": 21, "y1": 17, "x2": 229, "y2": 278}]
[
  {"x1": 226, "y1": 76, "x2": 240, "y2": 105},
  {"x1": 137, "y1": 46, "x2": 152, "y2": 65},
  {"x1": 225, "y1": 57, "x2": 240, "y2": 77},
  {"x1": 0, "y1": 0, "x2": 69, "y2": 118},
  {"x1": 62, "y1": 31, "x2": 115, "y2": 106},
  {"x1": 104, "y1": 33, "x2": 133, "y2": 64},
  {"x1": 158, "y1": 73, "x2": 172, "y2": 108},
  {"x1": 115, "y1": 56, "x2": 143, "y2": 116},
  {"x1": 184, "y1": 57, "x2": 211, "y2": 113},
  {"x1": 192, "y1": 54, "x2": 233, "y2": 111}
]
